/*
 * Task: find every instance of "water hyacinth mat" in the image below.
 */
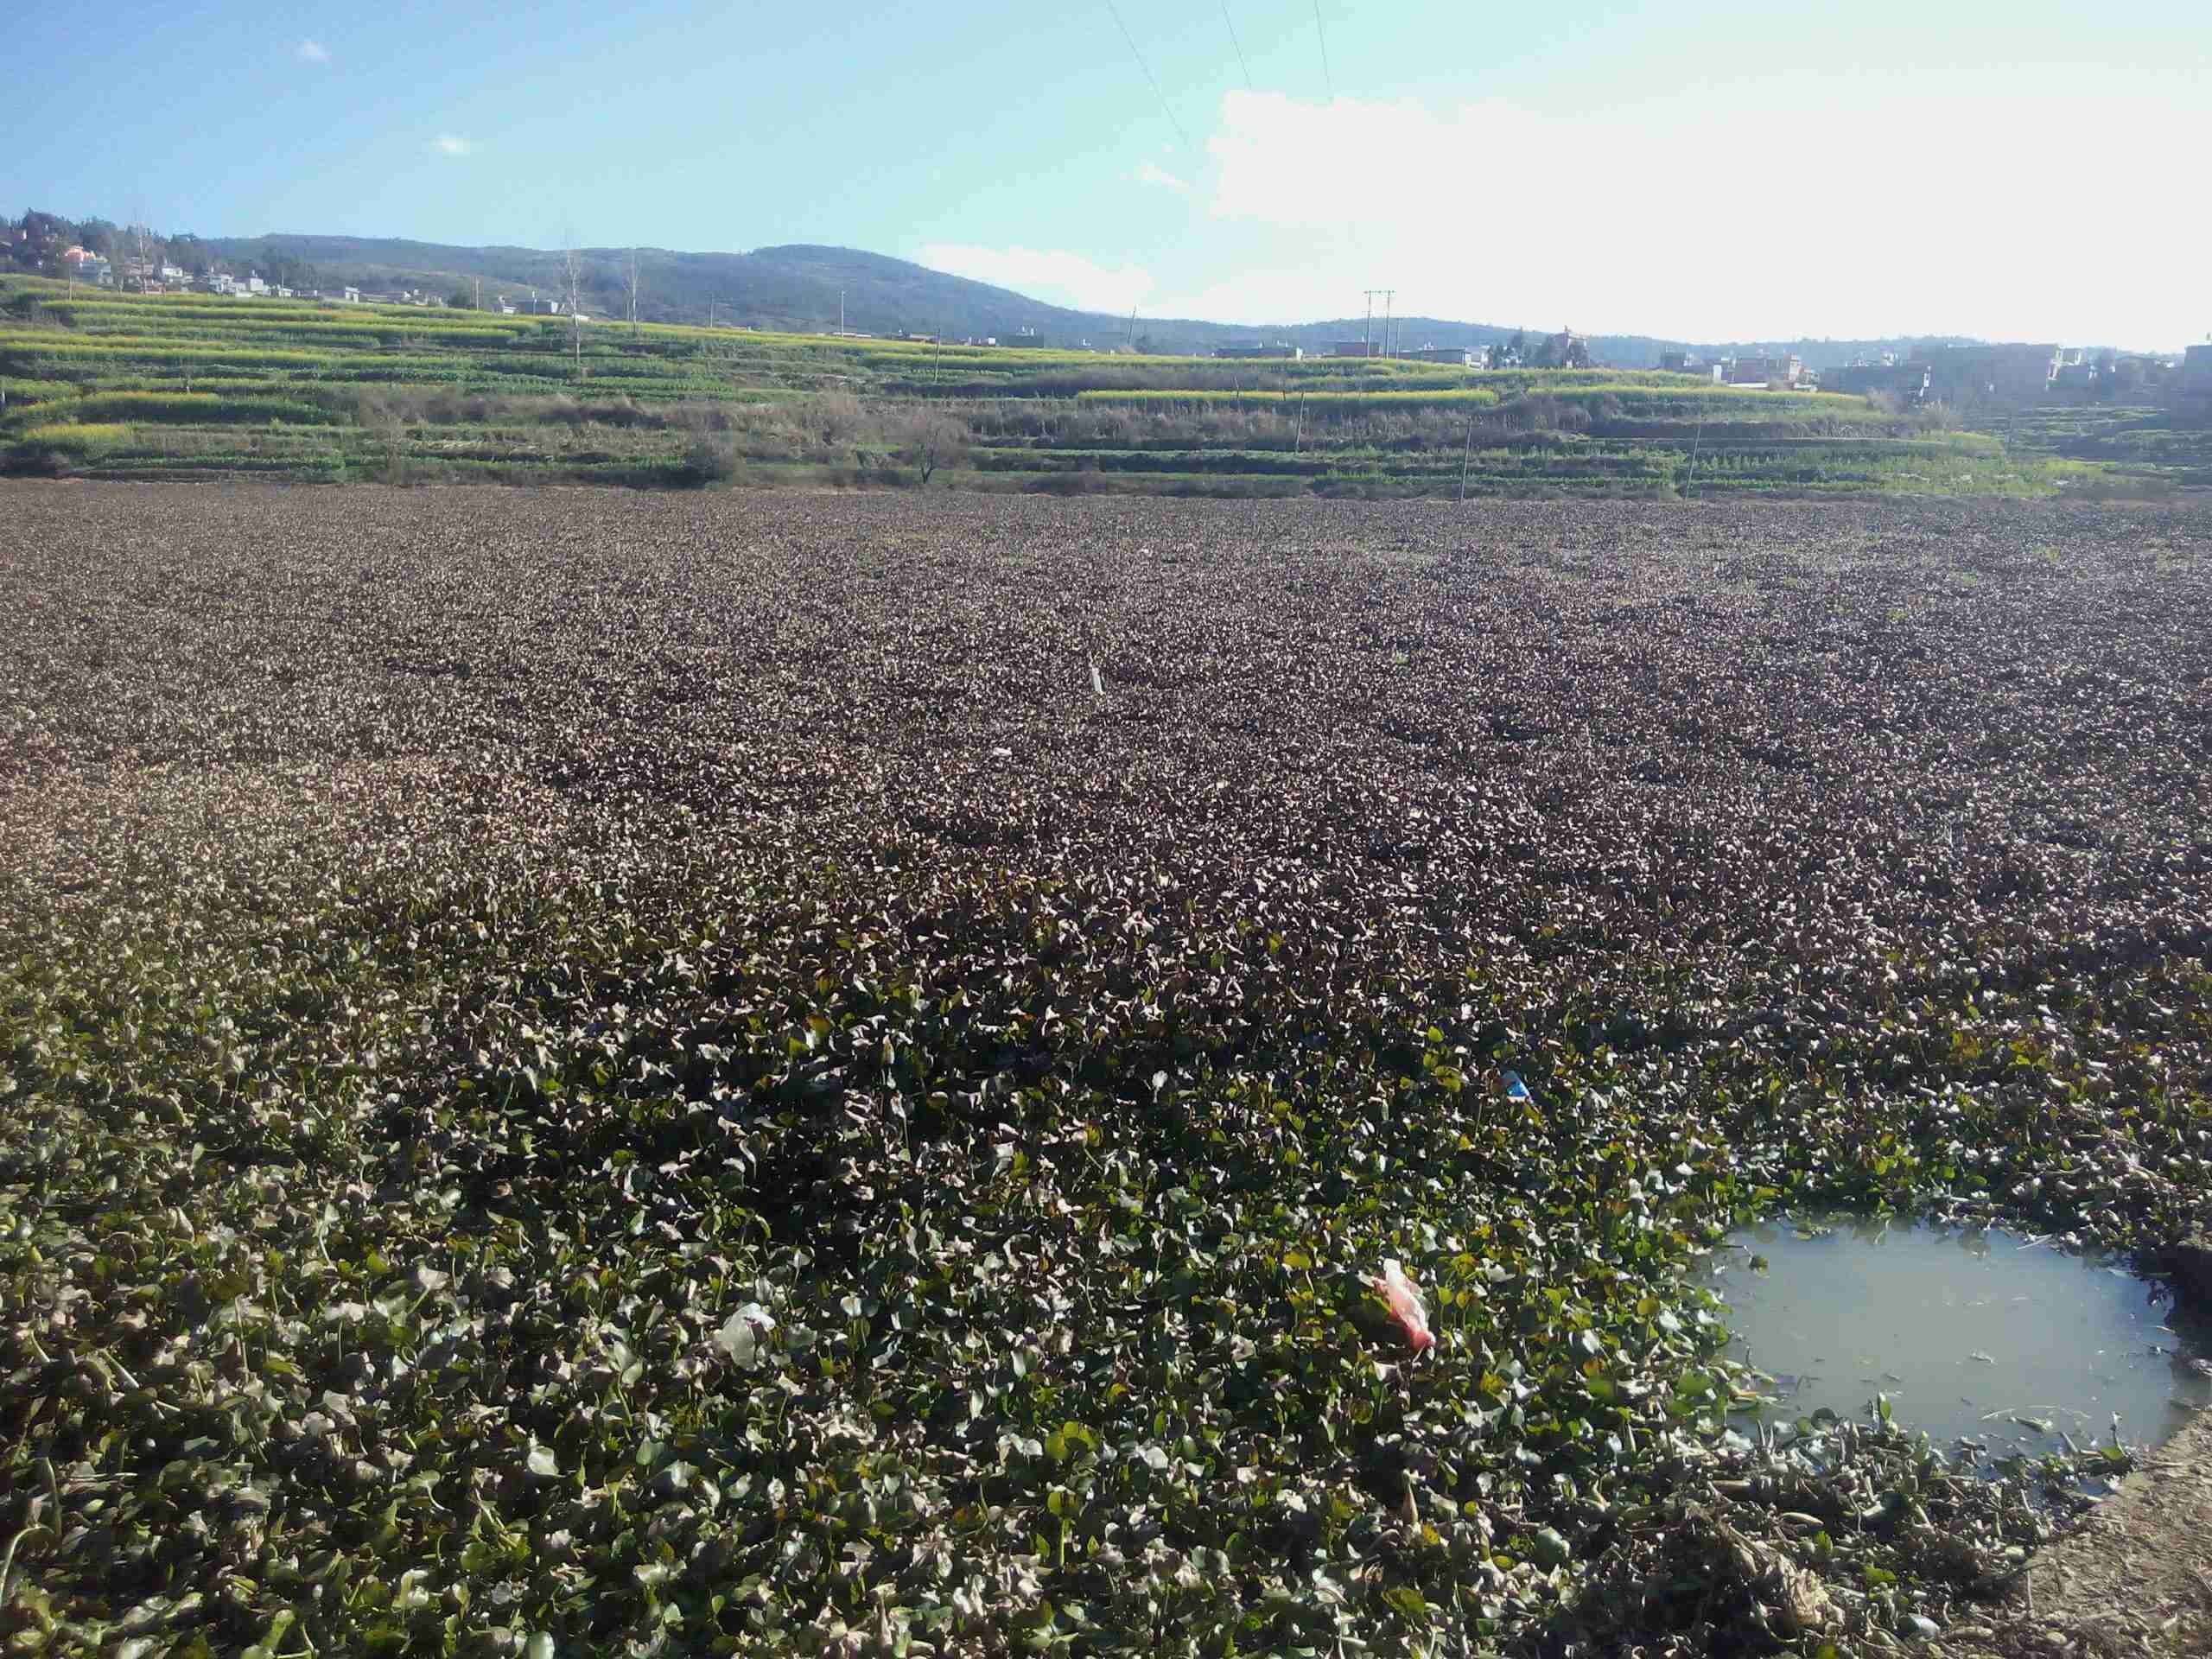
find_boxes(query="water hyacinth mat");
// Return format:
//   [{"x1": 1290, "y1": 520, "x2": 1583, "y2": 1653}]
[{"x1": 2, "y1": 486, "x2": 2209, "y2": 1657}]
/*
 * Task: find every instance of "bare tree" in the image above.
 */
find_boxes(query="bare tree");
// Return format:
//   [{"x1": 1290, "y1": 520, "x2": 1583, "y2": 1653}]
[
  {"x1": 118, "y1": 210, "x2": 161, "y2": 289},
  {"x1": 807, "y1": 391, "x2": 868, "y2": 450},
  {"x1": 894, "y1": 410, "x2": 969, "y2": 486},
  {"x1": 562, "y1": 243, "x2": 584, "y2": 374}
]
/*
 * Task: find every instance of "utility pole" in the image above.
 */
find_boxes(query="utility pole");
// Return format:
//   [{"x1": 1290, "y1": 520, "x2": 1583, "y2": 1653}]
[
  {"x1": 838, "y1": 286, "x2": 845, "y2": 333},
  {"x1": 1382, "y1": 289, "x2": 1395, "y2": 358},
  {"x1": 1363, "y1": 290, "x2": 1378, "y2": 357},
  {"x1": 1127, "y1": 305, "x2": 1138, "y2": 350},
  {"x1": 473, "y1": 276, "x2": 480, "y2": 311},
  {"x1": 629, "y1": 249, "x2": 639, "y2": 333}
]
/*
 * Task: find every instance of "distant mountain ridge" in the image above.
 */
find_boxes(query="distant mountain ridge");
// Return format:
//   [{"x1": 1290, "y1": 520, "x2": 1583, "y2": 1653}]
[{"x1": 192, "y1": 232, "x2": 1962, "y2": 369}]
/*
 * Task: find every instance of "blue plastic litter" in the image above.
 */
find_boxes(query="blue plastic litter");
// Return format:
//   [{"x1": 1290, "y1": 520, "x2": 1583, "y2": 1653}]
[{"x1": 1503, "y1": 1071, "x2": 1532, "y2": 1101}]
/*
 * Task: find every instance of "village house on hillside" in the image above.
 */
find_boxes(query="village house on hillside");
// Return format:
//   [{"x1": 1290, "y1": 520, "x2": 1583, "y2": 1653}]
[
  {"x1": 1724, "y1": 353, "x2": 1804, "y2": 388},
  {"x1": 1395, "y1": 345, "x2": 1480, "y2": 365},
  {"x1": 1926, "y1": 342, "x2": 2059, "y2": 404},
  {"x1": 58, "y1": 246, "x2": 115, "y2": 285},
  {"x1": 1508, "y1": 327, "x2": 1589, "y2": 369},
  {"x1": 1824, "y1": 361, "x2": 1932, "y2": 400},
  {"x1": 2177, "y1": 344, "x2": 2212, "y2": 416}
]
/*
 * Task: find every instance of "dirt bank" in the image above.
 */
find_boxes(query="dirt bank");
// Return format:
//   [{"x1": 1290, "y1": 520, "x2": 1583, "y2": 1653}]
[{"x1": 1946, "y1": 1408, "x2": 2212, "y2": 1656}]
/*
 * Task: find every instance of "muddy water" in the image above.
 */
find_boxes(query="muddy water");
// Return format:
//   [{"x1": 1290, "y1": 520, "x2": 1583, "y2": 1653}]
[{"x1": 1707, "y1": 1217, "x2": 2212, "y2": 1462}]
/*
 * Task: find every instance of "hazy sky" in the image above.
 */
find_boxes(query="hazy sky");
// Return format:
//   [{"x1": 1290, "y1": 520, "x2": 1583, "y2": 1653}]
[{"x1": 7, "y1": 0, "x2": 2204, "y2": 345}]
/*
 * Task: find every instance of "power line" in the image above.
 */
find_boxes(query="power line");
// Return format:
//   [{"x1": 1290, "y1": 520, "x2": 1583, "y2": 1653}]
[
  {"x1": 1221, "y1": 3, "x2": 1252, "y2": 91},
  {"x1": 1107, "y1": 2, "x2": 1190, "y2": 149},
  {"x1": 1313, "y1": 0, "x2": 1333, "y2": 99}
]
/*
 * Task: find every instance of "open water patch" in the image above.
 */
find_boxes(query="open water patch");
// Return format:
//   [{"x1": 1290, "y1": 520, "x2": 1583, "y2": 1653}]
[{"x1": 1708, "y1": 1215, "x2": 2212, "y2": 1467}]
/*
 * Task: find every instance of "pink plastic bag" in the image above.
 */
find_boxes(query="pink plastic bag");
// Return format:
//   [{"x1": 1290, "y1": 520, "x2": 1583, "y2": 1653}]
[{"x1": 1370, "y1": 1258, "x2": 1434, "y2": 1354}]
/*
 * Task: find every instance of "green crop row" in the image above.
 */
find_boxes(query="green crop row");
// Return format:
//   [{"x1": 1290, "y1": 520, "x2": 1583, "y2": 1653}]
[
  {"x1": 1075, "y1": 387, "x2": 1508, "y2": 409},
  {"x1": 10, "y1": 390, "x2": 339, "y2": 427},
  {"x1": 0, "y1": 334, "x2": 341, "y2": 367},
  {"x1": 14, "y1": 420, "x2": 133, "y2": 448}
]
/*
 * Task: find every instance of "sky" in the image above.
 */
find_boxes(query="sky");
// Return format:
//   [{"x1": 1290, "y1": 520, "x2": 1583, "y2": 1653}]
[{"x1": 6, "y1": 0, "x2": 2206, "y2": 347}]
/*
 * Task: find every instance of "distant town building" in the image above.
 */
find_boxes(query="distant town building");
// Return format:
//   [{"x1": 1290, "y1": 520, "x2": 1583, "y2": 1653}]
[
  {"x1": 2177, "y1": 344, "x2": 2212, "y2": 415},
  {"x1": 1394, "y1": 345, "x2": 1476, "y2": 365},
  {"x1": 1726, "y1": 353, "x2": 1804, "y2": 387},
  {"x1": 1331, "y1": 340, "x2": 1379, "y2": 358},
  {"x1": 1213, "y1": 342, "x2": 1304, "y2": 359},
  {"x1": 1926, "y1": 343, "x2": 2060, "y2": 404},
  {"x1": 2107, "y1": 353, "x2": 2173, "y2": 391},
  {"x1": 1823, "y1": 362, "x2": 1931, "y2": 401},
  {"x1": 1529, "y1": 327, "x2": 1592, "y2": 370}
]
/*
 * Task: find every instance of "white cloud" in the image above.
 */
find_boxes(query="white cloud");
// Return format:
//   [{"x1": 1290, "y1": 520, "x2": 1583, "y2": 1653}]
[
  {"x1": 430, "y1": 134, "x2": 476, "y2": 158},
  {"x1": 917, "y1": 244, "x2": 1154, "y2": 316},
  {"x1": 295, "y1": 39, "x2": 330, "y2": 63},
  {"x1": 1135, "y1": 162, "x2": 1192, "y2": 194},
  {"x1": 1183, "y1": 87, "x2": 2203, "y2": 346}
]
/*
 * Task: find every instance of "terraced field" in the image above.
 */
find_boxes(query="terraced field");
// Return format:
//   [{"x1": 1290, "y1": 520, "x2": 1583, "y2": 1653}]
[
  {"x1": 2, "y1": 277, "x2": 2042, "y2": 497},
  {"x1": 1980, "y1": 405, "x2": 2212, "y2": 494},
  {"x1": 3, "y1": 486, "x2": 2209, "y2": 1656}
]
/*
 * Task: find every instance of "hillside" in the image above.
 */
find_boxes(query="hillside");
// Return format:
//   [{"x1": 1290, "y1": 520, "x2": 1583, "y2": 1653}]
[
  {"x1": 190, "y1": 237, "x2": 1122, "y2": 343},
  {"x1": 186, "y1": 233, "x2": 1952, "y2": 369},
  {"x1": 12, "y1": 207, "x2": 1980, "y2": 365},
  {"x1": 3, "y1": 273, "x2": 2058, "y2": 499}
]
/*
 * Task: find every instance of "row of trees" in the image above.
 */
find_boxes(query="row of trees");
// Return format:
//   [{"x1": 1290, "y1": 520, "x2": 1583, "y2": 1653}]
[{"x1": 4, "y1": 211, "x2": 317, "y2": 291}]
